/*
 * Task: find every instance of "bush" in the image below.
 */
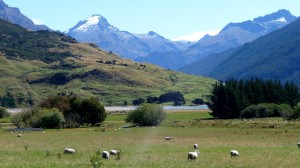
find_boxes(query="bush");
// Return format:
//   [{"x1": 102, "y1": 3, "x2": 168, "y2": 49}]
[
  {"x1": 241, "y1": 103, "x2": 292, "y2": 119},
  {"x1": 39, "y1": 110, "x2": 65, "y2": 128},
  {"x1": 192, "y1": 98, "x2": 205, "y2": 105},
  {"x1": 125, "y1": 103, "x2": 166, "y2": 126},
  {"x1": 11, "y1": 108, "x2": 65, "y2": 128},
  {"x1": 0, "y1": 106, "x2": 9, "y2": 118}
]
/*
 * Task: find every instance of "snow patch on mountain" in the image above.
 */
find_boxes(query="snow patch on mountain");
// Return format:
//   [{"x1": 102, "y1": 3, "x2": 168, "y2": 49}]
[
  {"x1": 273, "y1": 17, "x2": 287, "y2": 23},
  {"x1": 75, "y1": 15, "x2": 101, "y2": 32}
]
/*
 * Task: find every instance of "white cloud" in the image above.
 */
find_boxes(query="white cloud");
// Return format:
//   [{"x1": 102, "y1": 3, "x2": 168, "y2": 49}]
[
  {"x1": 32, "y1": 18, "x2": 43, "y2": 25},
  {"x1": 173, "y1": 29, "x2": 221, "y2": 42}
]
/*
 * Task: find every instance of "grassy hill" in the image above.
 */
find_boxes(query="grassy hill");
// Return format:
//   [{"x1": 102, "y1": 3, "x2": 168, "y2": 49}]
[{"x1": 0, "y1": 19, "x2": 215, "y2": 107}]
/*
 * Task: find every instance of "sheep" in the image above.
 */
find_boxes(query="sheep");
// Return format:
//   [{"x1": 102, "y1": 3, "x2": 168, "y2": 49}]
[
  {"x1": 297, "y1": 142, "x2": 300, "y2": 148},
  {"x1": 17, "y1": 134, "x2": 22, "y2": 137},
  {"x1": 64, "y1": 148, "x2": 76, "y2": 154},
  {"x1": 110, "y1": 149, "x2": 120, "y2": 155},
  {"x1": 165, "y1": 137, "x2": 172, "y2": 140},
  {"x1": 193, "y1": 144, "x2": 198, "y2": 149},
  {"x1": 188, "y1": 150, "x2": 200, "y2": 161},
  {"x1": 230, "y1": 150, "x2": 239, "y2": 157},
  {"x1": 102, "y1": 151, "x2": 110, "y2": 159}
]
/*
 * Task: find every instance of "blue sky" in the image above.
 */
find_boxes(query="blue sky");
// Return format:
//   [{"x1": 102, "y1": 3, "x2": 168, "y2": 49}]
[{"x1": 4, "y1": 0, "x2": 300, "y2": 41}]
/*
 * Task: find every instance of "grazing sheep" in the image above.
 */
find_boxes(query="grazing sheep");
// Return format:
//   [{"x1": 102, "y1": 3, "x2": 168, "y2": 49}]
[
  {"x1": 110, "y1": 149, "x2": 120, "y2": 155},
  {"x1": 193, "y1": 144, "x2": 198, "y2": 149},
  {"x1": 165, "y1": 137, "x2": 172, "y2": 140},
  {"x1": 64, "y1": 148, "x2": 76, "y2": 154},
  {"x1": 17, "y1": 134, "x2": 22, "y2": 137},
  {"x1": 102, "y1": 151, "x2": 110, "y2": 159},
  {"x1": 297, "y1": 142, "x2": 300, "y2": 148},
  {"x1": 230, "y1": 150, "x2": 239, "y2": 157},
  {"x1": 188, "y1": 150, "x2": 200, "y2": 161}
]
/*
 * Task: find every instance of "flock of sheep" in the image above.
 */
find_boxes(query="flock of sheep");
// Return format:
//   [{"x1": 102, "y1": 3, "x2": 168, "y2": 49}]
[{"x1": 187, "y1": 143, "x2": 239, "y2": 161}]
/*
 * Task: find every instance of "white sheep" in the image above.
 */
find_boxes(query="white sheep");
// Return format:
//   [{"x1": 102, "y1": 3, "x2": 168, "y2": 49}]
[
  {"x1": 188, "y1": 150, "x2": 200, "y2": 161},
  {"x1": 165, "y1": 137, "x2": 172, "y2": 140},
  {"x1": 17, "y1": 134, "x2": 22, "y2": 137},
  {"x1": 297, "y1": 142, "x2": 300, "y2": 148},
  {"x1": 193, "y1": 144, "x2": 198, "y2": 149},
  {"x1": 102, "y1": 151, "x2": 110, "y2": 159},
  {"x1": 230, "y1": 150, "x2": 239, "y2": 157},
  {"x1": 110, "y1": 149, "x2": 120, "y2": 155},
  {"x1": 64, "y1": 148, "x2": 76, "y2": 154}
]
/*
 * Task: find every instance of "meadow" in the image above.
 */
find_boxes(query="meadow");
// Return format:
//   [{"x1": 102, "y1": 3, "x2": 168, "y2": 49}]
[{"x1": 1, "y1": 111, "x2": 300, "y2": 168}]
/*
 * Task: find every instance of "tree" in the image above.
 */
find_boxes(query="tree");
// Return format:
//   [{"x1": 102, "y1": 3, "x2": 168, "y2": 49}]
[
  {"x1": 192, "y1": 98, "x2": 204, "y2": 105},
  {"x1": 79, "y1": 97, "x2": 106, "y2": 126},
  {"x1": 132, "y1": 98, "x2": 145, "y2": 106},
  {"x1": 158, "y1": 91, "x2": 185, "y2": 105},
  {"x1": 125, "y1": 103, "x2": 166, "y2": 126}
]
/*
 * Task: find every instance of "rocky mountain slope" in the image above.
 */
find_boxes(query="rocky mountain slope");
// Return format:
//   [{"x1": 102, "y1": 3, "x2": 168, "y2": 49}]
[
  {"x1": 66, "y1": 15, "x2": 188, "y2": 60},
  {"x1": 0, "y1": 0, "x2": 50, "y2": 31}
]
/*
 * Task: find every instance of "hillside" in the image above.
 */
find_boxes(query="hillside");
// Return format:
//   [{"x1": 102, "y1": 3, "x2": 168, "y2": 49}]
[
  {"x1": 0, "y1": 19, "x2": 215, "y2": 107},
  {"x1": 142, "y1": 9, "x2": 296, "y2": 70},
  {"x1": 208, "y1": 18, "x2": 300, "y2": 85},
  {"x1": 0, "y1": 0, "x2": 50, "y2": 31}
]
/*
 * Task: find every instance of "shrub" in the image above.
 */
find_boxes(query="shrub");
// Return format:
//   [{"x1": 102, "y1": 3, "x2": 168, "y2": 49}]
[
  {"x1": 0, "y1": 106, "x2": 9, "y2": 118},
  {"x1": 125, "y1": 103, "x2": 166, "y2": 126},
  {"x1": 192, "y1": 98, "x2": 205, "y2": 105},
  {"x1": 279, "y1": 104, "x2": 294, "y2": 120},
  {"x1": 11, "y1": 108, "x2": 65, "y2": 128},
  {"x1": 39, "y1": 110, "x2": 65, "y2": 128}
]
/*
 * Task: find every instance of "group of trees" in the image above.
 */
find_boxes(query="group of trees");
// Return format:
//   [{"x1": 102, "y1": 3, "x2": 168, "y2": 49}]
[
  {"x1": 12, "y1": 95, "x2": 106, "y2": 128},
  {"x1": 132, "y1": 91, "x2": 185, "y2": 106},
  {"x1": 209, "y1": 78, "x2": 300, "y2": 119}
]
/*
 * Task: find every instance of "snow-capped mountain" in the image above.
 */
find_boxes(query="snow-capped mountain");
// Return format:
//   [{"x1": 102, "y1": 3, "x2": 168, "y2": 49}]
[
  {"x1": 139, "y1": 9, "x2": 297, "y2": 70},
  {"x1": 0, "y1": 0, "x2": 50, "y2": 31},
  {"x1": 178, "y1": 9, "x2": 298, "y2": 75},
  {"x1": 66, "y1": 15, "x2": 187, "y2": 60}
]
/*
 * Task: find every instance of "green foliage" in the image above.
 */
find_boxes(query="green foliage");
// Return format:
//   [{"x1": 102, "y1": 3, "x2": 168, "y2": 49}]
[
  {"x1": 158, "y1": 91, "x2": 185, "y2": 105},
  {"x1": 0, "y1": 106, "x2": 9, "y2": 118},
  {"x1": 11, "y1": 108, "x2": 65, "y2": 128},
  {"x1": 125, "y1": 103, "x2": 166, "y2": 126},
  {"x1": 132, "y1": 98, "x2": 145, "y2": 106},
  {"x1": 192, "y1": 98, "x2": 205, "y2": 105},
  {"x1": 39, "y1": 95, "x2": 106, "y2": 127},
  {"x1": 291, "y1": 102, "x2": 300, "y2": 120},
  {"x1": 241, "y1": 103, "x2": 291, "y2": 119},
  {"x1": 39, "y1": 110, "x2": 65, "y2": 128},
  {"x1": 79, "y1": 97, "x2": 106, "y2": 126},
  {"x1": 209, "y1": 78, "x2": 300, "y2": 119}
]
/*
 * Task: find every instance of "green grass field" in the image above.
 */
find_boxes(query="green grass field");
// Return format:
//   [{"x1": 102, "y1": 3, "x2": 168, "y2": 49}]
[{"x1": 1, "y1": 111, "x2": 300, "y2": 168}]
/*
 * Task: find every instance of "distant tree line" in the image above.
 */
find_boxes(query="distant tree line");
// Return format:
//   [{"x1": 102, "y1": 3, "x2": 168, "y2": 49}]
[
  {"x1": 132, "y1": 91, "x2": 185, "y2": 106},
  {"x1": 208, "y1": 78, "x2": 300, "y2": 119}
]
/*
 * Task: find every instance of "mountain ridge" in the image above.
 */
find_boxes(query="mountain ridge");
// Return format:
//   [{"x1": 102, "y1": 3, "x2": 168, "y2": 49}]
[{"x1": 0, "y1": 0, "x2": 50, "y2": 31}]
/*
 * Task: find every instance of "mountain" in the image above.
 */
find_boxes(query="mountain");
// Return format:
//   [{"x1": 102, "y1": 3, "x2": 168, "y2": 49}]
[
  {"x1": 142, "y1": 9, "x2": 297, "y2": 70},
  {"x1": 0, "y1": 19, "x2": 215, "y2": 107},
  {"x1": 66, "y1": 15, "x2": 188, "y2": 60},
  {"x1": 207, "y1": 18, "x2": 300, "y2": 85},
  {"x1": 0, "y1": 0, "x2": 50, "y2": 31}
]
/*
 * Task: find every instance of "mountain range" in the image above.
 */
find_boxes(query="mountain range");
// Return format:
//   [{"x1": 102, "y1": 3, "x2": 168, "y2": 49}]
[
  {"x1": 142, "y1": 9, "x2": 297, "y2": 70},
  {"x1": 0, "y1": 0, "x2": 50, "y2": 31},
  {"x1": 205, "y1": 17, "x2": 300, "y2": 85},
  {"x1": 66, "y1": 15, "x2": 190, "y2": 60}
]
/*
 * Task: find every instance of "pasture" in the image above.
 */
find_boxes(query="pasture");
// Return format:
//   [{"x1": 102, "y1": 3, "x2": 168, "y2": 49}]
[{"x1": 1, "y1": 111, "x2": 300, "y2": 167}]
